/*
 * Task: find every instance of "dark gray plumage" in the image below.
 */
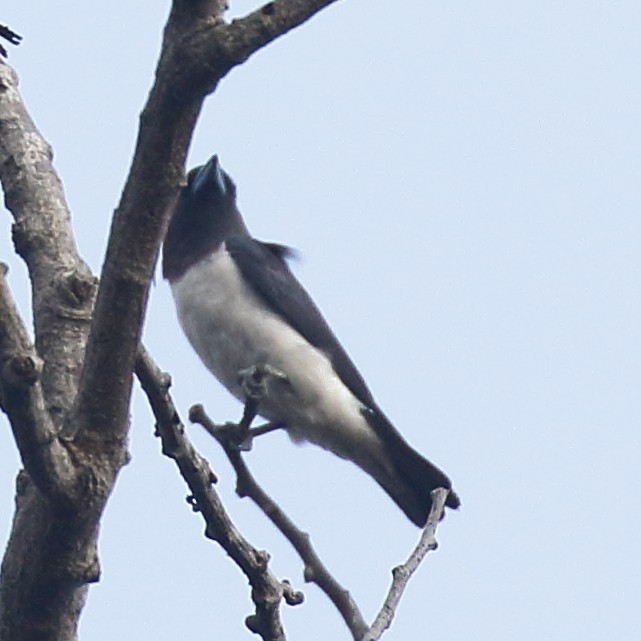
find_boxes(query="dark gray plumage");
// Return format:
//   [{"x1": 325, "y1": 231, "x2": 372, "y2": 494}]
[{"x1": 162, "y1": 155, "x2": 460, "y2": 526}]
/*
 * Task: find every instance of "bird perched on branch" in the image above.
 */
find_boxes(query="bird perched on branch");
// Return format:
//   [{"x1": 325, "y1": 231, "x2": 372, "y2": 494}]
[{"x1": 162, "y1": 155, "x2": 460, "y2": 526}]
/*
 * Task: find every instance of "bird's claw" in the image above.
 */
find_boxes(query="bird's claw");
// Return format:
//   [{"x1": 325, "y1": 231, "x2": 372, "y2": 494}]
[
  {"x1": 237, "y1": 363, "x2": 288, "y2": 401},
  {"x1": 228, "y1": 365, "x2": 289, "y2": 451},
  {"x1": 218, "y1": 420, "x2": 284, "y2": 452}
]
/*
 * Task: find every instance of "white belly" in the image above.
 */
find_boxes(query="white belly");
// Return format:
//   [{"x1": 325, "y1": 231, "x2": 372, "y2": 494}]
[{"x1": 170, "y1": 247, "x2": 384, "y2": 461}]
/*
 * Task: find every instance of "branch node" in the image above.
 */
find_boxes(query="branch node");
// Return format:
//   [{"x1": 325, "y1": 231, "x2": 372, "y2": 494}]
[
  {"x1": 391, "y1": 565, "x2": 405, "y2": 581},
  {"x1": 76, "y1": 554, "x2": 101, "y2": 585},
  {"x1": 60, "y1": 270, "x2": 98, "y2": 311},
  {"x1": 253, "y1": 549, "x2": 271, "y2": 570},
  {"x1": 10, "y1": 220, "x2": 38, "y2": 259},
  {"x1": 3, "y1": 353, "x2": 43, "y2": 387},
  {"x1": 186, "y1": 494, "x2": 200, "y2": 512},
  {"x1": 236, "y1": 476, "x2": 249, "y2": 498},
  {"x1": 245, "y1": 613, "x2": 261, "y2": 634},
  {"x1": 303, "y1": 564, "x2": 315, "y2": 583},
  {"x1": 160, "y1": 372, "x2": 172, "y2": 391},
  {"x1": 189, "y1": 403, "x2": 205, "y2": 423},
  {"x1": 281, "y1": 579, "x2": 304, "y2": 606},
  {"x1": 261, "y1": 3, "x2": 276, "y2": 16}
]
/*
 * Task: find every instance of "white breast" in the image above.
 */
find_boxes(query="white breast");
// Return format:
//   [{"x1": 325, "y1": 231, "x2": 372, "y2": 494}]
[{"x1": 170, "y1": 246, "x2": 384, "y2": 461}]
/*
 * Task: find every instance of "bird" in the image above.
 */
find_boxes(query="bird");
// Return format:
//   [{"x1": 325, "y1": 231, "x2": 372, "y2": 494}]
[{"x1": 162, "y1": 155, "x2": 460, "y2": 526}]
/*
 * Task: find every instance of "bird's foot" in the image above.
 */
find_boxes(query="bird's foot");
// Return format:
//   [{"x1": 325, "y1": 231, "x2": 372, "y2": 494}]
[
  {"x1": 231, "y1": 364, "x2": 288, "y2": 451},
  {"x1": 237, "y1": 363, "x2": 289, "y2": 401}
]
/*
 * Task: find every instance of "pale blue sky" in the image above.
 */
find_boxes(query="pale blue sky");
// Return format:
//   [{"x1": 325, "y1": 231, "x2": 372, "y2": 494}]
[{"x1": 1, "y1": 2, "x2": 640, "y2": 640}]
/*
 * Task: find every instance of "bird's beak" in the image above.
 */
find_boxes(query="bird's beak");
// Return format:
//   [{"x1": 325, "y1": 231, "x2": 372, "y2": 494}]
[{"x1": 192, "y1": 154, "x2": 226, "y2": 195}]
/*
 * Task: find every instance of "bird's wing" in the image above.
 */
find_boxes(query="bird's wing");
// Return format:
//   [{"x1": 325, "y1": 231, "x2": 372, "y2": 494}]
[
  {"x1": 225, "y1": 235, "x2": 462, "y2": 517},
  {"x1": 225, "y1": 235, "x2": 376, "y2": 408}
]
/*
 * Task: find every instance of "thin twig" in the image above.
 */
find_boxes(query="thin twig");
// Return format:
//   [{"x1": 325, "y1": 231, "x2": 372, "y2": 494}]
[
  {"x1": 0, "y1": 25, "x2": 22, "y2": 45},
  {"x1": 364, "y1": 488, "x2": 450, "y2": 641},
  {"x1": 135, "y1": 347, "x2": 303, "y2": 641},
  {"x1": 0, "y1": 24, "x2": 22, "y2": 58},
  {"x1": 191, "y1": 404, "x2": 369, "y2": 641}
]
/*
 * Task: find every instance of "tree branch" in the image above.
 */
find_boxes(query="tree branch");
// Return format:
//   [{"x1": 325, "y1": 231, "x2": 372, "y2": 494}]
[
  {"x1": 364, "y1": 488, "x2": 449, "y2": 641},
  {"x1": 193, "y1": 407, "x2": 453, "y2": 641},
  {"x1": 0, "y1": 59, "x2": 96, "y2": 428},
  {"x1": 0, "y1": 59, "x2": 123, "y2": 641},
  {"x1": 212, "y1": 0, "x2": 342, "y2": 67},
  {"x1": 135, "y1": 347, "x2": 303, "y2": 641},
  {"x1": 72, "y1": 0, "x2": 342, "y2": 446},
  {"x1": 0, "y1": 264, "x2": 78, "y2": 506},
  {"x1": 191, "y1": 405, "x2": 369, "y2": 641}
]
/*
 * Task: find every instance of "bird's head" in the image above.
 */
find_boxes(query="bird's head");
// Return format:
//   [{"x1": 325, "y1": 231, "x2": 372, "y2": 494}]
[
  {"x1": 162, "y1": 154, "x2": 247, "y2": 281},
  {"x1": 171, "y1": 154, "x2": 243, "y2": 229}
]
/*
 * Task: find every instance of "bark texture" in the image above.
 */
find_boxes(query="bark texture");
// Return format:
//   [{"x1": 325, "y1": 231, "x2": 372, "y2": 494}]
[{"x1": 0, "y1": 58, "x2": 106, "y2": 641}]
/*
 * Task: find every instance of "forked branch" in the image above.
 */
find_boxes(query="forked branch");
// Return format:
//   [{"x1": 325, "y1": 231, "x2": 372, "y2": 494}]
[
  {"x1": 0, "y1": 264, "x2": 77, "y2": 506},
  {"x1": 364, "y1": 488, "x2": 449, "y2": 640},
  {"x1": 191, "y1": 404, "x2": 369, "y2": 641}
]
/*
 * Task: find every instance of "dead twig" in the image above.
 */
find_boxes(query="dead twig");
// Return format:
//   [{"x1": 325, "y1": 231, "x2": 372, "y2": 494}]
[
  {"x1": 191, "y1": 404, "x2": 369, "y2": 641},
  {"x1": 135, "y1": 347, "x2": 303, "y2": 641},
  {"x1": 0, "y1": 24, "x2": 22, "y2": 58},
  {"x1": 364, "y1": 488, "x2": 450, "y2": 640}
]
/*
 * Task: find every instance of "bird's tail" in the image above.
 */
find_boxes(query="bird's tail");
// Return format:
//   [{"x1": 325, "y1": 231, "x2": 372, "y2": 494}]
[{"x1": 364, "y1": 409, "x2": 460, "y2": 527}]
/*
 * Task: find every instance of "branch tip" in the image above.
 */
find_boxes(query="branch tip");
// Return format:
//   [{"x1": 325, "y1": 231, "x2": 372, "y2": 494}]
[
  {"x1": 303, "y1": 565, "x2": 315, "y2": 583},
  {"x1": 282, "y1": 580, "x2": 304, "y2": 606},
  {"x1": 189, "y1": 403, "x2": 206, "y2": 423},
  {"x1": 254, "y1": 549, "x2": 271, "y2": 570},
  {"x1": 365, "y1": 487, "x2": 451, "y2": 639}
]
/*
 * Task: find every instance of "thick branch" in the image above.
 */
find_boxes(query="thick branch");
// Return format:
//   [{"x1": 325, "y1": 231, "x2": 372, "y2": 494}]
[
  {"x1": 0, "y1": 262, "x2": 121, "y2": 641},
  {"x1": 69, "y1": 2, "x2": 234, "y2": 442},
  {"x1": 135, "y1": 348, "x2": 303, "y2": 641},
  {"x1": 0, "y1": 265, "x2": 77, "y2": 505},
  {"x1": 364, "y1": 488, "x2": 449, "y2": 641},
  {"x1": 192, "y1": 405, "x2": 369, "y2": 641},
  {"x1": 0, "y1": 60, "x2": 96, "y2": 427},
  {"x1": 0, "y1": 60, "x2": 124, "y2": 641},
  {"x1": 212, "y1": 0, "x2": 342, "y2": 67},
  {"x1": 73, "y1": 0, "x2": 342, "y2": 446}
]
